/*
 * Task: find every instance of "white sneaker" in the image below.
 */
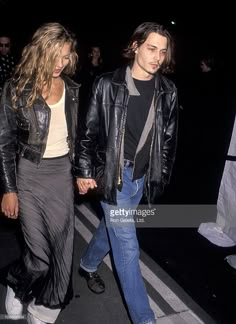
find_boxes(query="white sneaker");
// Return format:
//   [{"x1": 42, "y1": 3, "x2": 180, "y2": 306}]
[
  {"x1": 27, "y1": 312, "x2": 47, "y2": 324},
  {"x1": 5, "y1": 285, "x2": 23, "y2": 320}
]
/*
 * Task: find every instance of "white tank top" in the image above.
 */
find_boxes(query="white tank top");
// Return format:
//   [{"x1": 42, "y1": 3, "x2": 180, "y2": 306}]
[{"x1": 43, "y1": 86, "x2": 69, "y2": 158}]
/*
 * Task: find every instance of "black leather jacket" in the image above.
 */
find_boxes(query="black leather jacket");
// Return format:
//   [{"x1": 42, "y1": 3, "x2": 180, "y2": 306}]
[
  {"x1": 76, "y1": 66, "x2": 178, "y2": 205},
  {"x1": 0, "y1": 75, "x2": 80, "y2": 193}
]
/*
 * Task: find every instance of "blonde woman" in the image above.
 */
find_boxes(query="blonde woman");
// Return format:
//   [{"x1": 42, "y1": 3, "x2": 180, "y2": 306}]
[{"x1": 0, "y1": 22, "x2": 80, "y2": 324}]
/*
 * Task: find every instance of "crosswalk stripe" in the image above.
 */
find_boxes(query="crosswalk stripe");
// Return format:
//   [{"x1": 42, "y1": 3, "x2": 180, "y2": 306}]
[
  {"x1": 157, "y1": 311, "x2": 206, "y2": 324},
  {"x1": 179, "y1": 310, "x2": 205, "y2": 324},
  {"x1": 139, "y1": 260, "x2": 188, "y2": 313},
  {"x1": 76, "y1": 204, "x2": 100, "y2": 227}
]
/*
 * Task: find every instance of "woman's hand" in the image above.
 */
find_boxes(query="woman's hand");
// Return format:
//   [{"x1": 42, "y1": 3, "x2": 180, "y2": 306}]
[
  {"x1": 1, "y1": 192, "x2": 19, "y2": 219},
  {"x1": 76, "y1": 178, "x2": 97, "y2": 195}
]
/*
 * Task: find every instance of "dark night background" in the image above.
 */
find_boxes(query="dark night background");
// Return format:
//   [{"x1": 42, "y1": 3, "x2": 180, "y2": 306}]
[{"x1": 0, "y1": 0, "x2": 235, "y2": 74}]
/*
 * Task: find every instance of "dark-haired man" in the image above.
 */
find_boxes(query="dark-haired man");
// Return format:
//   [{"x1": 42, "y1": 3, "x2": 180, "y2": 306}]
[{"x1": 76, "y1": 22, "x2": 179, "y2": 324}]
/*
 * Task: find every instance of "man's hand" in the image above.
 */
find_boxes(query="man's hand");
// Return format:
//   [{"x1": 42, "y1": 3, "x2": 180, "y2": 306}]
[
  {"x1": 1, "y1": 192, "x2": 19, "y2": 219},
  {"x1": 76, "y1": 178, "x2": 97, "y2": 195}
]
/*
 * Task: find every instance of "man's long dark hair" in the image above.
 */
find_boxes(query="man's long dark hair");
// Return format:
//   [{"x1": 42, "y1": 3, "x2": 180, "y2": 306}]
[{"x1": 123, "y1": 22, "x2": 175, "y2": 74}]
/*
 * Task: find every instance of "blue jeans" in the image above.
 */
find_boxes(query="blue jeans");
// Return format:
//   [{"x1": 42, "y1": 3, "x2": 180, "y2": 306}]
[{"x1": 80, "y1": 164, "x2": 156, "y2": 324}]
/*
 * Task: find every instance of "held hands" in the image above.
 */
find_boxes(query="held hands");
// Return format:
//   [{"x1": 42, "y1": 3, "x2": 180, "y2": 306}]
[
  {"x1": 77, "y1": 178, "x2": 97, "y2": 195},
  {"x1": 1, "y1": 192, "x2": 19, "y2": 219}
]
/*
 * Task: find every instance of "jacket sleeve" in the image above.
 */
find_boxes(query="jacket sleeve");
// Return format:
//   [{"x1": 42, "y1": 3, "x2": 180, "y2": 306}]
[
  {"x1": 162, "y1": 87, "x2": 179, "y2": 184},
  {"x1": 74, "y1": 78, "x2": 102, "y2": 178},
  {"x1": 0, "y1": 81, "x2": 18, "y2": 193}
]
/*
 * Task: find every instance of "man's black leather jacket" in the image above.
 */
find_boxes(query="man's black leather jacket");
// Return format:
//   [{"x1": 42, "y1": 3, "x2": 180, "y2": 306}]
[
  {"x1": 0, "y1": 75, "x2": 80, "y2": 193},
  {"x1": 76, "y1": 66, "x2": 178, "y2": 205}
]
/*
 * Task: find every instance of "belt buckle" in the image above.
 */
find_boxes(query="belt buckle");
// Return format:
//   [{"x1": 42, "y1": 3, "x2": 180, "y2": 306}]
[{"x1": 124, "y1": 159, "x2": 133, "y2": 167}]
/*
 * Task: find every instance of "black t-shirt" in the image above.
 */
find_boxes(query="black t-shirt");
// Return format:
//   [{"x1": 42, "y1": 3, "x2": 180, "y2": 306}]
[{"x1": 124, "y1": 77, "x2": 155, "y2": 162}]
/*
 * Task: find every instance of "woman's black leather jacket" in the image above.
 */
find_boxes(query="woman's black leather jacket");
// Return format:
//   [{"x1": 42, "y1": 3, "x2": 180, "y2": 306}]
[
  {"x1": 76, "y1": 66, "x2": 178, "y2": 205},
  {"x1": 0, "y1": 75, "x2": 80, "y2": 193}
]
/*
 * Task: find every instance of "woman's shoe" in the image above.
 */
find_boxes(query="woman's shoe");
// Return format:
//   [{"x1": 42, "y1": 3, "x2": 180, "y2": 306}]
[
  {"x1": 5, "y1": 285, "x2": 23, "y2": 320},
  {"x1": 27, "y1": 312, "x2": 47, "y2": 324}
]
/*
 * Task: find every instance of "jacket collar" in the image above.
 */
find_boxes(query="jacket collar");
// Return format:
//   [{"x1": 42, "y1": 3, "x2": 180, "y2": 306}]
[
  {"x1": 18, "y1": 74, "x2": 79, "y2": 109},
  {"x1": 125, "y1": 66, "x2": 140, "y2": 96},
  {"x1": 112, "y1": 64, "x2": 174, "y2": 94}
]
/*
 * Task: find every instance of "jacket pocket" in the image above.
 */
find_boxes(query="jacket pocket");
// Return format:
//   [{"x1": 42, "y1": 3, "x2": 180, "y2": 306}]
[{"x1": 16, "y1": 118, "x2": 30, "y2": 144}]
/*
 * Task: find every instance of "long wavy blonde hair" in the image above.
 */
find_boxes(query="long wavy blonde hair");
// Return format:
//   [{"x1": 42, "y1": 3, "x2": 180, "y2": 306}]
[{"x1": 12, "y1": 22, "x2": 78, "y2": 108}]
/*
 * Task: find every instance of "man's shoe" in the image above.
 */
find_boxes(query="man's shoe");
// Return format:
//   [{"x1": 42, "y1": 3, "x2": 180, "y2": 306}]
[
  {"x1": 27, "y1": 312, "x2": 47, "y2": 324},
  {"x1": 79, "y1": 268, "x2": 105, "y2": 294},
  {"x1": 5, "y1": 285, "x2": 23, "y2": 320}
]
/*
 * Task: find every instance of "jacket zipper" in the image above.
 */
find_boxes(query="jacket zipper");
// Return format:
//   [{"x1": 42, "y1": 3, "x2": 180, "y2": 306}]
[
  {"x1": 146, "y1": 90, "x2": 162, "y2": 204},
  {"x1": 147, "y1": 126, "x2": 155, "y2": 205},
  {"x1": 32, "y1": 105, "x2": 40, "y2": 136},
  {"x1": 117, "y1": 92, "x2": 129, "y2": 186},
  {"x1": 36, "y1": 103, "x2": 51, "y2": 165},
  {"x1": 65, "y1": 95, "x2": 73, "y2": 161}
]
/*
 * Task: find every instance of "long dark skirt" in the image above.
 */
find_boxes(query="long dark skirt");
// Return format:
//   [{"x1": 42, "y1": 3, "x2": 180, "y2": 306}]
[{"x1": 7, "y1": 155, "x2": 74, "y2": 309}]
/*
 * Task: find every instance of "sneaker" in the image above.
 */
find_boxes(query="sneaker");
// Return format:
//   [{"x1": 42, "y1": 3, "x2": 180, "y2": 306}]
[
  {"x1": 5, "y1": 285, "x2": 23, "y2": 320},
  {"x1": 79, "y1": 267, "x2": 105, "y2": 294},
  {"x1": 27, "y1": 312, "x2": 47, "y2": 324}
]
